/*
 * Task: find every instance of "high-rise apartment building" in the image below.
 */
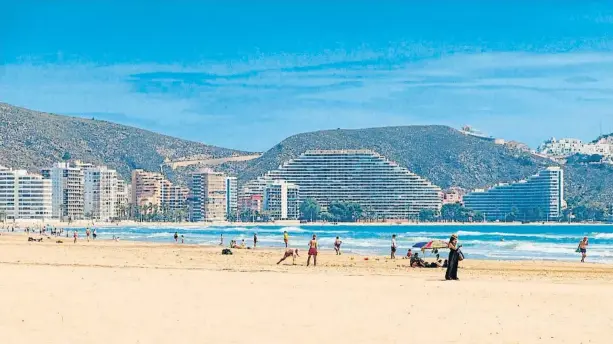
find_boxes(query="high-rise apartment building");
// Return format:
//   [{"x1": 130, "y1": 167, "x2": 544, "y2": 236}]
[
  {"x1": 131, "y1": 169, "x2": 164, "y2": 211},
  {"x1": 243, "y1": 150, "x2": 441, "y2": 219},
  {"x1": 0, "y1": 166, "x2": 52, "y2": 220},
  {"x1": 42, "y1": 161, "x2": 87, "y2": 220},
  {"x1": 225, "y1": 177, "x2": 238, "y2": 220},
  {"x1": 115, "y1": 179, "x2": 131, "y2": 220},
  {"x1": 263, "y1": 180, "x2": 300, "y2": 220},
  {"x1": 84, "y1": 166, "x2": 118, "y2": 221},
  {"x1": 160, "y1": 180, "x2": 189, "y2": 213},
  {"x1": 191, "y1": 171, "x2": 227, "y2": 222},
  {"x1": 463, "y1": 167, "x2": 564, "y2": 221}
]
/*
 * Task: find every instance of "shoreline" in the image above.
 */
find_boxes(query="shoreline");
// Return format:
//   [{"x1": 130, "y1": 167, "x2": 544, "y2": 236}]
[{"x1": 4, "y1": 219, "x2": 611, "y2": 229}]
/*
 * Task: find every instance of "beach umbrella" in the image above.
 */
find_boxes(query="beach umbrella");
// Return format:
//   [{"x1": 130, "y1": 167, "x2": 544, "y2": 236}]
[{"x1": 413, "y1": 240, "x2": 448, "y2": 250}]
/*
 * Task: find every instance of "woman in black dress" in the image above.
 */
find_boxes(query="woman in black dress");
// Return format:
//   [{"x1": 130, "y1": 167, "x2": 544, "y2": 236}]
[{"x1": 445, "y1": 234, "x2": 460, "y2": 280}]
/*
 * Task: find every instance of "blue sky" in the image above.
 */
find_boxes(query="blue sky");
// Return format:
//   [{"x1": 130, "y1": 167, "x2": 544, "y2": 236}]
[{"x1": 1, "y1": 1, "x2": 612, "y2": 152}]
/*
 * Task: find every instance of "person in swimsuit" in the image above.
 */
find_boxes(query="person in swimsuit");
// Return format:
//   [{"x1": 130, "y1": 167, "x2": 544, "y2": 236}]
[
  {"x1": 334, "y1": 236, "x2": 342, "y2": 255},
  {"x1": 253, "y1": 233, "x2": 258, "y2": 249},
  {"x1": 86, "y1": 227, "x2": 91, "y2": 242},
  {"x1": 73, "y1": 230, "x2": 78, "y2": 244},
  {"x1": 579, "y1": 236, "x2": 589, "y2": 263},
  {"x1": 174, "y1": 232, "x2": 179, "y2": 243},
  {"x1": 220, "y1": 234, "x2": 224, "y2": 246},
  {"x1": 391, "y1": 234, "x2": 397, "y2": 259},
  {"x1": 277, "y1": 248, "x2": 300, "y2": 265},
  {"x1": 92, "y1": 229, "x2": 97, "y2": 240},
  {"x1": 307, "y1": 234, "x2": 318, "y2": 267},
  {"x1": 283, "y1": 231, "x2": 289, "y2": 248}
]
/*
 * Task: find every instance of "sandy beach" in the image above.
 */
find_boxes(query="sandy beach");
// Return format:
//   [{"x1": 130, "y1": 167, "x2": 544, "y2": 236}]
[{"x1": 1, "y1": 233, "x2": 612, "y2": 343}]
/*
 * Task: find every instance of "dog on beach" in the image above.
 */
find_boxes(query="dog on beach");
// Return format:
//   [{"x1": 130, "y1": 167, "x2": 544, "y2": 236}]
[{"x1": 28, "y1": 237, "x2": 43, "y2": 242}]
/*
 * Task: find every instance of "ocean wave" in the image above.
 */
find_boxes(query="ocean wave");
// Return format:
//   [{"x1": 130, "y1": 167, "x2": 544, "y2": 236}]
[{"x1": 592, "y1": 232, "x2": 613, "y2": 239}]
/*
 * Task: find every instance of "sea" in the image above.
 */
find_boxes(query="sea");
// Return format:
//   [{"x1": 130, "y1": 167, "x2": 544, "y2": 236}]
[{"x1": 82, "y1": 224, "x2": 613, "y2": 263}]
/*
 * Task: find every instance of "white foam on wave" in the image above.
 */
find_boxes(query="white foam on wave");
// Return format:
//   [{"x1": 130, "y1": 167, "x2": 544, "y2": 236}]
[{"x1": 592, "y1": 232, "x2": 613, "y2": 239}]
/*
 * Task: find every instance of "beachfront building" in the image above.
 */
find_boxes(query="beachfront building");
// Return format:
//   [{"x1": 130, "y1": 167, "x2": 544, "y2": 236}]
[
  {"x1": 225, "y1": 176, "x2": 238, "y2": 220},
  {"x1": 42, "y1": 161, "x2": 89, "y2": 220},
  {"x1": 0, "y1": 166, "x2": 52, "y2": 220},
  {"x1": 463, "y1": 166, "x2": 564, "y2": 221},
  {"x1": 263, "y1": 180, "x2": 300, "y2": 220},
  {"x1": 160, "y1": 180, "x2": 189, "y2": 214},
  {"x1": 191, "y1": 171, "x2": 227, "y2": 222},
  {"x1": 83, "y1": 166, "x2": 118, "y2": 221},
  {"x1": 131, "y1": 169, "x2": 164, "y2": 211},
  {"x1": 115, "y1": 179, "x2": 131, "y2": 220},
  {"x1": 247, "y1": 150, "x2": 442, "y2": 219}
]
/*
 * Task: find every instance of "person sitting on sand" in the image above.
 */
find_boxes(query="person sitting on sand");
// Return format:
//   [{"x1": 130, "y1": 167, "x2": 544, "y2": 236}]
[
  {"x1": 307, "y1": 234, "x2": 318, "y2": 267},
  {"x1": 578, "y1": 236, "x2": 589, "y2": 263},
  {"x1": 277, "y1": 248, "x2": 300, "y2": 265},
  {"x1": 410, "y1": 252, "x2": 426, "y2": 268},
  {"x1": 240, "y1": 239, "x2": 246, "y2": 248},
  {"x1": 334, "y1": 236, "x2": 342, "y2": 255},
  {"x1": 403, "y1": 249, "x2": 413, "y2": 259}
]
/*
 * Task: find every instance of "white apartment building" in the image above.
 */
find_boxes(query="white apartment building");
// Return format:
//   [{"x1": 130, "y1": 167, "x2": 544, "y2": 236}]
[
  {"x1": 539, "y1": 137, "x2": 612, "y2": 157},
  {"x1": 42, "y1": 161, "x2": 87, "y2": 220},
  {"x1": 115, "y1": 179, "x2": 131, "y2": 220},
  {"x1": 84, "y1": 166, "x2": 118, "y2": 221},
  {"x1": 263, "y1": 180, "x2": 300, "y2": 220},
  {"x1": 0, "y1": 166, "x2": 52, "y2": 220}
]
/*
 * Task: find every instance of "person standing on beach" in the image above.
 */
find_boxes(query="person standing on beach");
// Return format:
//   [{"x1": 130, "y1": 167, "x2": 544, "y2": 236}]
[
  {"x1": 445, "y1": 234, "x2": 460, "y2": 280},
  {"x1": 86, "y1": 227, "x2": 91, "y2": 242},
  {"x1": 283, "y1": 231, "x2": 289, "y2": 248},
  {"x1": 307, "y1": 234, "x2": 318, "y2": 267},
  {"x1": 253, "y1": 233, "x2": 258, "y2": 249},
  {"x1": 92, "y1": 228, "x2": 97, "y2": 240},
  {"x1": 391, "y1": 234, "x2": 398, "y2": 259},
  {"x1": 579, "y1": 237, "x2": 589, "y2": 263},
  {"x1": 174, "y1": 232, "x2": 179, "y2": 243},
  {"x1": 220, "y1": 234, "x2": 224, "y2": 246},
  {"x1": 73, "y1": 230, "x2": 78, "y2": 244}
]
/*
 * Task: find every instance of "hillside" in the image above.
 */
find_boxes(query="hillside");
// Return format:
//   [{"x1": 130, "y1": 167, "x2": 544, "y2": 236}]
[
  {"x1": 0, "y1": 103, "x2": 249, "y2": 179},
  {"x1": 232, "y1": 126, "x2": 613, "y2": 207},
  {"x1": 234, "y1": 126, "x2": 552, "y2": 189}
]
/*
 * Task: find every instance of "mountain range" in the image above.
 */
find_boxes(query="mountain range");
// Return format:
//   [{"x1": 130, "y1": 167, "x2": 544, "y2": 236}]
[{"x1": 1, "y1": 103, "x2": 612, "y2": 209}]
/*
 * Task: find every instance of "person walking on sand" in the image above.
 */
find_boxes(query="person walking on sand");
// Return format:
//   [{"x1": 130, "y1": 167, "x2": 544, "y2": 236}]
[
  {"x1": 445, "y1": 234, "x2": 460, "y2": 280},
  {"x1": 86, "y1": 227, "x2": 91, "y2": 242},
  {"x1": 283, "y1": 231, "x2": 289, "y2": 248},
  {"x1": 277, "y1": 248, "x2": 300, "y2": 265},
  {"x1": 253, "y1": 233, "x2": 258, "y2": 249},
  {"x1": 307, "y1": 234, "x2": 318, "y2": 267},
  {"x1": 578, "y1": 236, "x2": 589, "y2": 263},
  {"x1": 391, "y1": 234, "x2": 398, "y2": 259},
  {"x1": 334, "y1": 236, "x2": 342, "y2": 255},
  {"x1": 174, "y1": 232, "x2": 179, "y2": 243},
  {"x1": 73, "y1": 230, "x2": 78, "y2": 244},
  {"x1": 92, "y1": 228, "x2": 97, "y2": 240}
]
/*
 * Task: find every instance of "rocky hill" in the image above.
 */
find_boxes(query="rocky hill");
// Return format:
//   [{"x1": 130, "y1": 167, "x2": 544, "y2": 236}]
[
  {"x1": 234, "y1": 126, "x2": 551, "y2": 189},
  {"x1": 0, "y1": 103, "x2": 248, "y2": 179},
  {"x1": 230, "y1": 126, "x2": 613, "y2": 208}
]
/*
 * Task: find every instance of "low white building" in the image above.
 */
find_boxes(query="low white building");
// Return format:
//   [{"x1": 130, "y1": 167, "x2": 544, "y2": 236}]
[
  {"x1": 0, "y1": 166, "x2": 52, "y2": 220},
  {"x1": 538, "y1": 137, "x2": 612, "y2": 157}
]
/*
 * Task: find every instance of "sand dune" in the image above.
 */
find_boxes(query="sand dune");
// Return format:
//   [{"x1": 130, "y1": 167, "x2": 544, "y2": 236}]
[{"x1": 0, "y1": 234, "x2": 611, "y2": 343}]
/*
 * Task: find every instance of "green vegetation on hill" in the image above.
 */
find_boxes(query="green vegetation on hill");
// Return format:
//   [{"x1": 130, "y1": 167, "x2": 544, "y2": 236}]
[
  {"x1": 0, "y1": 103, "x2": 247, "y2": 179},
  {"x1": 234, "y1": 126, "x2": 551, "y2": 189}
]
